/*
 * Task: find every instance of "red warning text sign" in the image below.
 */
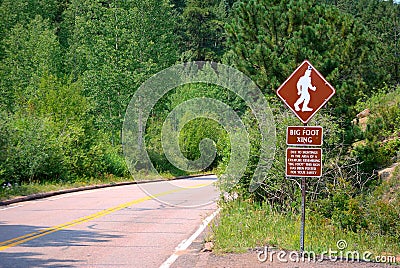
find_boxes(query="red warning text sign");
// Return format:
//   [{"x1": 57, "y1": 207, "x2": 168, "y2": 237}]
[
  {"x1": 287, "y1": 126, "x2": 323, "y2": 146},
  {"x1": 286, "y1": 148, "x2": 322, "y2": 177}
]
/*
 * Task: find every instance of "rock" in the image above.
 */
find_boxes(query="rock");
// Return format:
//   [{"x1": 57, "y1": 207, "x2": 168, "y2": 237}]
[
  {"x1": 202, "y1": 241, "x2": 214, "y2": 252},
  {"x1": 358, "y1": 117, "x2": 368, "y2": 131},
  {"x1": 356, "y1": 108, "x2": 370, "y2": 118},
  {"x1": 378, "y1": 163, "x2": 399, "y2": 180}
]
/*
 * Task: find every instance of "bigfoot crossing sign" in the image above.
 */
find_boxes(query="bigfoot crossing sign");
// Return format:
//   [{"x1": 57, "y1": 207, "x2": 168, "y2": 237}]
[
  {"x1": 276, "y1": 60, "x2": 335, "y2": 124},
  {"x1": 276, "y1": 60, "x2": 336, "y2": 253}
]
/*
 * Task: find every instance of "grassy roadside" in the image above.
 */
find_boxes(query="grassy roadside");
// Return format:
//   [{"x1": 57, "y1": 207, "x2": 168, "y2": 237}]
[
  {"x1": 211, "y1": 159, "x2": 400, "y2": 260},
  {"x1": 0, "y1": 171, "x2": 206, "y2": 201},
  {"x1": 0, "y1": 175, "x2": 132, "y2": 201},
  {"x1": 211, "y1": 197, "x2": 400, "y2": 260}
]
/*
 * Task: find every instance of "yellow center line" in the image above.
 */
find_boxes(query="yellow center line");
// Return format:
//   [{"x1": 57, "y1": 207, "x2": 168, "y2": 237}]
[{"x1": 0, "y1": 182, "x2": 210, "y2": 251}]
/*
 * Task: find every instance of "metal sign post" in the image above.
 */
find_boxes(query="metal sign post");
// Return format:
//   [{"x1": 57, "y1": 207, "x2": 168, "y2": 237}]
[
  {"x1": 300, "y1": 176, "x2": 306, "y2": 253},
  {"x1": 300, "y1": 122, "x2": 307, "y2": 255}
]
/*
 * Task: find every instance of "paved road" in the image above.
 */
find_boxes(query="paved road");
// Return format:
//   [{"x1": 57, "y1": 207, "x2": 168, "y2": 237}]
[{"x1": 0, "y1": 176, "x2": 219, "y2": 268}]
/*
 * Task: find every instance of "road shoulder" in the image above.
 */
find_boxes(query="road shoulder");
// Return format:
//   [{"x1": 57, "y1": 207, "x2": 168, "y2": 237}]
[{"x1": 172, "y1": 229, "x2": 400, "y2": 268}]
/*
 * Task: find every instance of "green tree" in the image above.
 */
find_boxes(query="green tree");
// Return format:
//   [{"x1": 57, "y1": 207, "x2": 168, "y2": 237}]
[
  {"x1": 181, "y1": 0, "x2": 228, "y2": 61},
  {"x1": 145, "y1": 82, "x2": 241, "y2": 175},
  {"x1": 0, "y1": 0, "x2": 65, "y2": 58},
  {"x1": 224, "y1": 0, "x2": 389, "y2": 117},
  {"x1": 320, "y1": 0, "x2": 400, "y2": 85},
  {"x1": 1, "y1": 75, "x2": 88, "y2": 183},
  {"x1": 170, "y1": 0, "x2": 186, "y2": 13},
  {"x1": 61, "y1": 0, "x2": 179, "y2": 142},
  {"x1": 0, "y1": 15, "x2": 62, "y2": 112},
  {"x1": 0, "y1": 73, "x2": 125, "y2": 184}
]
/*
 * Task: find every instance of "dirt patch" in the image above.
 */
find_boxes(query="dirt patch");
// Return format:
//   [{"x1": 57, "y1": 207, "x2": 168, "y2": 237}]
[{"x1": 173, "y1": 249, "x2": 399, "y2": 267}]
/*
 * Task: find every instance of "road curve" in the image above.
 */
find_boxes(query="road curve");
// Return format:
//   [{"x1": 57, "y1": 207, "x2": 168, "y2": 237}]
[{"x1": 0, "y1": 175, "x2": 219, "y2": 268}]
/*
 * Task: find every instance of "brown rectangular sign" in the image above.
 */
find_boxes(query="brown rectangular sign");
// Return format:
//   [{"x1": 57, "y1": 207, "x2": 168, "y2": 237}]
[
  {"x1": 287, "y1": 126, "x2": 323, "y2": 146},
  {"x1": 286, "y1": 148, "x2": 322, "y2": 177}
]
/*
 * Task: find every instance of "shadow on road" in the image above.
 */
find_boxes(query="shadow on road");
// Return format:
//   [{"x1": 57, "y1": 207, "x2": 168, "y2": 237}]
[
  {"x1": 0, "y1": 251, "x2": 80, "y2": 268},
  {"x1": 0, "y1": 224, "x2": 123, "y2": 267}
]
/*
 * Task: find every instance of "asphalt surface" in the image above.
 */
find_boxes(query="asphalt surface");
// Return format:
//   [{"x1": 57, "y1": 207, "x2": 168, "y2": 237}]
[{"x1": 0, "y1": 176, "x2": 219, "y2": 268}]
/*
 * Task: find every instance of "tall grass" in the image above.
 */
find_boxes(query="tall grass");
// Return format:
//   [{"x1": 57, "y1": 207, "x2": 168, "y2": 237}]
[{"x1": 211, "y1": 199, "x2": 400, "y2": 258}]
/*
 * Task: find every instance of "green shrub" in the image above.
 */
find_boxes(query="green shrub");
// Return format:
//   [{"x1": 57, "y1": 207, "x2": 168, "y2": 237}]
[
  {"x1": 351, "y1": 140, "x2": 393, "y2": 175},
  {"x1": 365, "y1": 166, "x2": 400, "y2": 242},
  {"x1": 178, "y1": 117, "x2": 228, "y2": 170},
  {"x1": 103, "y1": 146, "x2": 128, "y2": 177},
  {"x1": 0, "y1": 75, "x2": 128, "y2": 185},
  {"x1": 1, "y1": 114, "x2": 66, "y2": 183},
  {"x1": 350, "y1": 85, "x2": 400, "y2": 176}
]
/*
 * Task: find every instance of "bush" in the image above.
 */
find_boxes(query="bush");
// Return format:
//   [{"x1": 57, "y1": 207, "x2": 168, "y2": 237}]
[
  {"x1": 1, "y1": 114, "x2": 66, "y2": 183},
  {"x1": 103, "y1": 145, "x2": 128, "y2": 177},
  {"x1": 313, "y1": 166, "x2": 400, "y2": 244},
  {"x1": 351, "y1": 85, "x2": 400, "y2": 175},
  {"x1": 0, "y1": 75, "x2": 128, "y2": 185},
  {"x1": 365, "y1": 166, "x2": 400, "y2": 242}
]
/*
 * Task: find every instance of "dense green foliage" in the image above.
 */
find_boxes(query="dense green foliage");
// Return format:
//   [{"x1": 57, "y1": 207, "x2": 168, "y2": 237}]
[
  {"x1": 321, "y1": 0, "x2": 400, "y2": 84},
  {"x1": 0, "y1": 0, "x2": 181, "y2": 185},
  {"x1": 351, "y1": 86, "x2": 400, "y2": 174},
  {"x1": 180, "y1": 0, "x2": 228, "y2": 61}
]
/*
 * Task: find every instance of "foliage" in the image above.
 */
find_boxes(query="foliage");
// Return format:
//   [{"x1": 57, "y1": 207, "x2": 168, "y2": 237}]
[
  {"x1": 1, "y1": 0, "x2": 399, "y2": 250},
  {"x1": 350, "y1": 86, "x2": 400, "y2": 174},
  {"x1": 181, "y1": 0, "x2": 228, "y2": 61},
  {"x1": 0, "y1": 0, "x2": 64, "y2": 58},
  {"x1": 320, "y1": 0, "x2": 400, "y2": 85},
  {"x1": 224, "y1": 0, "x2": 389, "y2": 118},
  {"x1": 305, "y1": 86, "x2": 400, "y2": 243},
  {"x1": 311, "y1": 164, "x2": 400, "y2": 246},
  {"x1": 178, "y1": 118, "x2": 228, "y2": 167},
  {"x1": 240, "y1": 103, "x2": 343, "y2": 209},
  {"x1": 144, "y1": 83, "x2": 238, "y2": 175},
  {"x1": 365, "y1": 166, "x2": 400, "y2": 241},
  {"x1": 0, "y1": 15, "x2": 62, "y2": 112},
  {"x1": 61, "y1": 0, "x2": 180, "y2": 142},
  {"x1": 0, "y1": 74, "x2": 126, "y2": 185}
]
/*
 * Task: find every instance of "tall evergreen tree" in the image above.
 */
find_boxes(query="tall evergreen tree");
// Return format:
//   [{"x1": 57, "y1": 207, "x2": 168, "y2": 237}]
[
  {"x1": 224, "y1": 0, "x2": 389, "y2": 117},
  {"x1": 181, "y1": 0, "x2": 228, "y2": 61},
  {"x1": 319, "y1": 0, "x2": 400, "y2": 85}
]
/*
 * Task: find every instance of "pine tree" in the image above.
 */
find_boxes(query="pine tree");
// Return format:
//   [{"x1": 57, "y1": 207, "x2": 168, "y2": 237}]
[
  {"x1": 224, "y1": 0, "x2": 389, "y2": 116},
  {"x1": 319, "y1": 0, "x2": 400, "y2": 85},
  {"x1": 181, "y1": 0, "x2": 228, "y2": 61}
]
